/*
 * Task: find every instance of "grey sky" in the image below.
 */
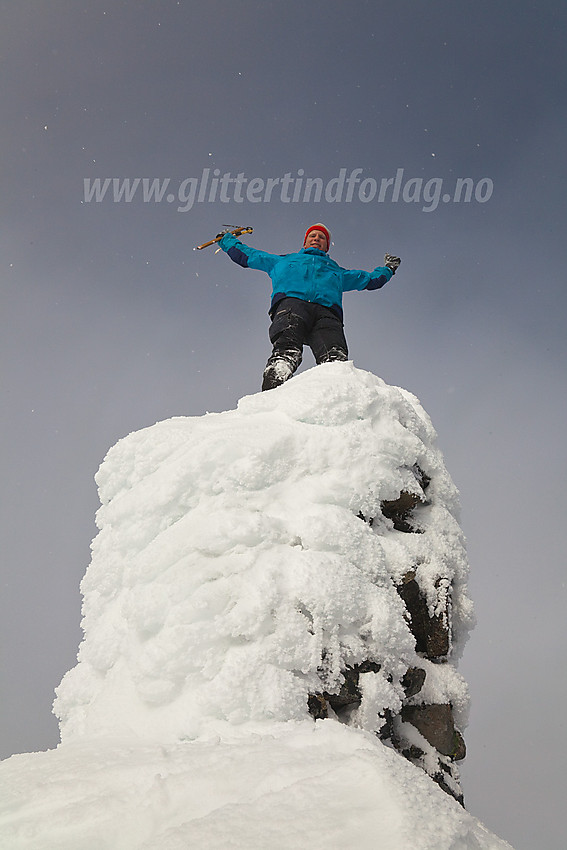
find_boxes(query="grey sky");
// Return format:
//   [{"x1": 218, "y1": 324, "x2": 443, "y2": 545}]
[{"x1": 1, "y1": 2, "x2": 566, "y2": 848}]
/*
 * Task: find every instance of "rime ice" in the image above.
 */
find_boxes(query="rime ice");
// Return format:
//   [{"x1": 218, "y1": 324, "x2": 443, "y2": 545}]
[
  {"x1": 53, "y1": 362, "x2": 473, "y2": 745},
  {"x1": 0, "y1": 364, "x2": 514, "y2": 850}
]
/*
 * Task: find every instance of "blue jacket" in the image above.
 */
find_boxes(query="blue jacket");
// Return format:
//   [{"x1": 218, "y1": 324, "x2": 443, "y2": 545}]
[{"x1": 220, "y1": 233, "x2": 392, "y2": 319}]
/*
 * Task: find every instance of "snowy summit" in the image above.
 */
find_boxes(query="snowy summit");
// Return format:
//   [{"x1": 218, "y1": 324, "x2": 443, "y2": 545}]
[{"x1": 0, "y1": 363, "x2": 514, "y2": 849}]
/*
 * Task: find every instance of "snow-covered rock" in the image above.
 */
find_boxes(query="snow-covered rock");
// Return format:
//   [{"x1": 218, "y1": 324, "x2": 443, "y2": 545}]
[{"x1": 0, "y1": 363, "x2": 513, "y2": 849}]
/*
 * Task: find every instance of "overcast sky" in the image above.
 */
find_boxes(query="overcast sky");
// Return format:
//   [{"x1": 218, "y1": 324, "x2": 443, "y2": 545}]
[{"x1": 1, "y1": 2, "x2": 566, "y2": 848}]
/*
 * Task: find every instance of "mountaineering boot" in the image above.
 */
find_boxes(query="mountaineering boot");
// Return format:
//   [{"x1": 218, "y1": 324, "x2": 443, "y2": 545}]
[
  {"x1": 261, "y1": 348, "x2": 302, "y2": 391},
  {"x1": 317, "y1": 347, "x2": 348, "y2": 364}
]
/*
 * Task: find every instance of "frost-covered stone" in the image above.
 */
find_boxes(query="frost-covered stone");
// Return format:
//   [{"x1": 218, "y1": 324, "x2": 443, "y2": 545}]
[
  {"x1": 52, "y1": 363, "x2": 473, "y2": 797},
  {"x1": 0, "y1": 363, "x2": 515, "y2": 850}
]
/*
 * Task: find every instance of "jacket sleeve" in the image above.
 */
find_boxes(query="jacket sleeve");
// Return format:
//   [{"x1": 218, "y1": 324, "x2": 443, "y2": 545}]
[
  {"x1": 341, "y1": 265, "x2": 393, "y2": 292},
  {"x1": 219, "y1": 233, "x2": 280, "y2": 274}
]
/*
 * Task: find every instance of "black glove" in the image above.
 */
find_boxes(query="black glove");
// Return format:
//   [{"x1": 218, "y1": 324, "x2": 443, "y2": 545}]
[{"x1": 384, "y1": 254, "x2": 401, "y2": 274}]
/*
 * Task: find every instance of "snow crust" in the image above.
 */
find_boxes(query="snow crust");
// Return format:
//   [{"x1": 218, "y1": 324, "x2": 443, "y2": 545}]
[
  {"x1": 0, "y1": 363, "x2": 512, "y2": 848},
  {"x1": 0, "y1": 722, "x2": 513, "y2": 850}
]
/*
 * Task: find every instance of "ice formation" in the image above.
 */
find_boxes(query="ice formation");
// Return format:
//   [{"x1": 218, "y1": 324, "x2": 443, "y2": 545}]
[
  {"x1": 0, "y1": 363, "x2": 515, "y2": 849},
  {"x1": 53, "y1": 362, "x2": 473, "y2": 747}
]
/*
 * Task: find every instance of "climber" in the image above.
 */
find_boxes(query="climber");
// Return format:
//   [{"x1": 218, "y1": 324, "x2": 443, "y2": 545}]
[{"x1": 218, "y1": 223, "x2": 400, "y2": 391}]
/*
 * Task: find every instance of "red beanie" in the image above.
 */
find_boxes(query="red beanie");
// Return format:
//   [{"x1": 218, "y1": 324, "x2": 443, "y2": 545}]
[{"x1": 304, "y1": 223, "x2": 331, "y2": 251}]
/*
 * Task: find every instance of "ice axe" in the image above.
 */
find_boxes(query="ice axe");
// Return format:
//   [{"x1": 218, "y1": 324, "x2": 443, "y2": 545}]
[{"x1": 194, "y1": 225, "x2": 253, "y2": 251}]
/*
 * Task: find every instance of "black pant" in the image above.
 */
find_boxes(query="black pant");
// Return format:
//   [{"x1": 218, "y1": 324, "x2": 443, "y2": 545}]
[{"x1": 262, "y1": 298, "x2": 348, "y2": 389}]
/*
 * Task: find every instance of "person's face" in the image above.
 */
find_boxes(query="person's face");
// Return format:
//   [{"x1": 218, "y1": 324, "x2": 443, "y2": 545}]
[{"x1": 304, "y1": 230, "x2": 328, "y2": 251}]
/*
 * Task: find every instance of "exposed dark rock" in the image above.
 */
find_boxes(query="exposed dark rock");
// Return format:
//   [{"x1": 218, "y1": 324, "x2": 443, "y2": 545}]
[
  {"x1": 380, "y1": 465, "x2": 431, "y2": 532},
  {"x1": 319, "y1": 467, "x2": 466, "y2": 805},
  {"x1": 401, "y1": 703, "x2": 466, "y2": 761},
  {"x1": 381, "y1": 490, "x2": 423, "y2": 532},
  {"x1": 400, "y1": 666, "x2": 426, "y2": 698},
  {"x1": 308, "y1": 661, "x2": 382, "y2": 719},
  {"x1": 358, "y1": 465, "x2": 431, "y2": 532},
  {"x1": 307, "y1": 693, "x2": 328, "y2": 720},
  {"x1": 395, "y1": 735, "x2": 465, "y2": 806},
  {"x1": 397, "y1": 571, "x2": 450, "y2": 660},
  {"x1": 330, "y1": 661, "x2": 382, "y2": 709},
  {"x1": 432, "y1": 767, "x2": 465, "y2": 807},
  {"x1": 308, "y1": 657, "x2": 466, "y2": 805},
  {"x1": 412, "y1": 464, "x2": 431, "y2": 493}
]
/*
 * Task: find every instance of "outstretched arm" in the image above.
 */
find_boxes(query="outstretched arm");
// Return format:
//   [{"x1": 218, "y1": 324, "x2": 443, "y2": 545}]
[
  {"x1": 342, "y1": 265, "x2": 392, "y2": 292},
  {"x1": 219, "y1": 232, "x2": 280, "y2": 274},
  {"x1": 342, "y1": 254, "x2": 401, "y2": 292}
]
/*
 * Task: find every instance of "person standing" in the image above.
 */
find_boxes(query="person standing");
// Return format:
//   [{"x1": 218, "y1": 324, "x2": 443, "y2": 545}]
[{"x1": 219, "y1": 223, "x2": 400, "y2": 390}]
